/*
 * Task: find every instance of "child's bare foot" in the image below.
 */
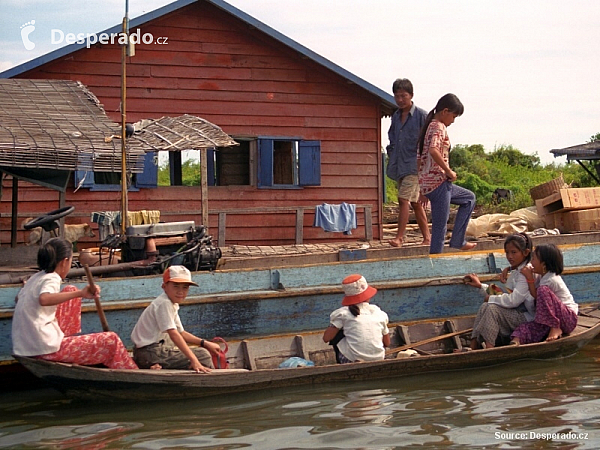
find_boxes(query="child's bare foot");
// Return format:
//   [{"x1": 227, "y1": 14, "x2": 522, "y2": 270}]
[
  {"x1": 546, "y1": 327, "x2": 562, "y2": 341},
  {"x1": 150, "y1": 364, "x2": 162, "y2": 370},
  {"x1": 390, "y1": 238, "x2": 403, "y2": 248},
  {"x1": 421, "y1": 237, "x2": 431, "y2": 246},
  {"x1": 460, "y1": 242, "x2": 477, "y2": 251}
]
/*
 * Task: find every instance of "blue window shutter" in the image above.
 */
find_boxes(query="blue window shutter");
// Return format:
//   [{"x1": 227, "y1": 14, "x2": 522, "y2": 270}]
[
  {"x1": 257, "y1": 138, "x2": 274, "y2": 187},
  {"x1": 135, "y1": 152, "x2": 158, "y2": 188},
  {"x1": 298, "y1": 140, "x2": 321, "y2": 186},
  {"x1": 73, "y1": 170, "x2": 94, "y2": 189},
  {"x1": 206, "y1": 148, "x2": 216, "y2": 186}
]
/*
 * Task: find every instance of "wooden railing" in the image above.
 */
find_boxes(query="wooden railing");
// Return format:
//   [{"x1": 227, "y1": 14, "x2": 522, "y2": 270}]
[{"x1": 210, "y1": 204, "x2": 373, "y2": 246}]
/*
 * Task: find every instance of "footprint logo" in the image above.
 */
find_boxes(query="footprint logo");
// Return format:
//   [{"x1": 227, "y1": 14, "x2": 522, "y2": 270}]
[{"x1": 20, "y1": 20, "x2": 36, "y2": 50}]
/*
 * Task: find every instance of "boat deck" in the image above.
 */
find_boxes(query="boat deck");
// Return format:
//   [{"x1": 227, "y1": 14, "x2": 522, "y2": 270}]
[{"x1": 2, "y1": 229, "x2": 600, "y2": 277}]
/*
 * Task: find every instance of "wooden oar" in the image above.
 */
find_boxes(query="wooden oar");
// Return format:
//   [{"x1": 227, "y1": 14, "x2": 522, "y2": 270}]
[
  {"x1": 385, "y1": 328, "x2": 473, "y2": 355},
  {"x1": 83, "y1": 264, "x2": 110, "y2": 332}
]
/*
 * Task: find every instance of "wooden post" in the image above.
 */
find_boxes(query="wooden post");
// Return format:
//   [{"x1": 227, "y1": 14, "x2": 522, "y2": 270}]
[
  {"x1": 11, "y1": 177, "x2": 17, "y2": 247},
  {"x1": 218, "y1": 212, "x2": 226, "y2": 247},
  {"x1": 364, "y1": 206, "x2": 373, "y2": 241},
  {"x1": 295, "y1": 207, "x2": 304, "y2": 244},
  {"x1": 200, "y1": 148, "x2": 209, "y2": 228},
  {"x1": 58, "y1": 190, "x2": 66, "y2": 238},
  {"x1": 120, "y1": 16, "x2": 129, "y2": 235}
]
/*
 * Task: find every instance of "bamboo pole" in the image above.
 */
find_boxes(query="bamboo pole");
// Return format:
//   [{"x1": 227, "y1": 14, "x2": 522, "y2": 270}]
[
  {"x1": 83, "y1": 264, "x2": 110, "y2": 332},
  {"x1": 200, "y1": 148, "x2": 209, "y2": 228},
  {"x1": 120, "y1": 15, "x2": 128, "y2": 235}
]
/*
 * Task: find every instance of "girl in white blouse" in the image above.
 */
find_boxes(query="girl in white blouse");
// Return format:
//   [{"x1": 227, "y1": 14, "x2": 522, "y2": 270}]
[{"x1": 511, "y1": 244, "x2": 577, "y2": 344}]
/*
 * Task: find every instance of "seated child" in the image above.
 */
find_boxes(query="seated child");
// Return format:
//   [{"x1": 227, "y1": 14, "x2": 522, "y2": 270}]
[
  {"x1": 464, "y1": 233, "x2": 536, "y2": 349},
  {"x1": 12, "y1": 238, "x2": 137, "y2": 369},
  {"x1": 131, "y1": 265, "x2": 221, "y2": 372},
  {"x1": 322, "y1": 274, "x2": 390, "y2": 363},
  {"x1": 511, "y1": 244, "x2": 578, "y2": 344}
]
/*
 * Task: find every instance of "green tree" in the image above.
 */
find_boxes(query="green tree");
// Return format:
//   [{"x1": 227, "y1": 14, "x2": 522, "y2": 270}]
[
  {"x1": 488, "y1": 145, "x2": 540, "y2": 169},
  {"x1": 385, "y1": 139, "x2": 598, "y2": 211},
  {"x1": 158, "y1": 158, "x2": 201, "y2": 186}
]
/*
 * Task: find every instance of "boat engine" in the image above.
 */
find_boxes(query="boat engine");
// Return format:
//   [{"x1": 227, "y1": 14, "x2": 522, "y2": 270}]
[{"x1": 100, "y1": 221, "x2": 222, "y2": 273}]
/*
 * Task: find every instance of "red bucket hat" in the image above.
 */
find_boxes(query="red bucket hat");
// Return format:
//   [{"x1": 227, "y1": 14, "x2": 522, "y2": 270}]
[{"x1": 342, "y1": 274, "x2": 377, "y2": 306}]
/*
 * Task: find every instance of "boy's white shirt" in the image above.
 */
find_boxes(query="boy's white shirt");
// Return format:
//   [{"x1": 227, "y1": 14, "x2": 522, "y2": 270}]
[{"x1": 131, "y1": 292, "x2": 184, "y2": 348}]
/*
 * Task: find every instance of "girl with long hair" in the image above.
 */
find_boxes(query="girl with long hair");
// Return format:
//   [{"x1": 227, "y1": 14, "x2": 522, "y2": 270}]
[
  {"x1": 12, "y1": 238, "x2": 137, "y2": 369},
  {"x1": 418, "y1": 93, "x2": 476, "y2": 254}
]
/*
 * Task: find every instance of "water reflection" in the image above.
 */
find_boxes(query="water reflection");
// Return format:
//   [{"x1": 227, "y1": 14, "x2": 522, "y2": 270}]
[{"x1": 0, "y1": 341, "x2": 599, "y2": 449}]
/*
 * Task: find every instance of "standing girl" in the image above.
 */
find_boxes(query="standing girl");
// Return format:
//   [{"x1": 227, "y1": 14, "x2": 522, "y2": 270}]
[
  {"x1": 510, "y1": 244, "x2": 577, "y2": 344},
  {"x1": 322, "y1": 274, "x2": 390, "y2": 363},
  {"x1": 12, "y1": 238, "x2": 138, "y2": 369},
  {"x1": 464, "y1": 233, "x2": 536, "y2": 349},
  {"x1": 417, "y1": 93, "x2": 476, "y2": 254}
]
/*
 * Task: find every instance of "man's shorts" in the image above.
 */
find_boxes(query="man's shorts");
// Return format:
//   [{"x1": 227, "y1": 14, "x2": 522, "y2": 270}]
[{"x1": 397, "y1": 174, "x2": 420, "y2": 203}]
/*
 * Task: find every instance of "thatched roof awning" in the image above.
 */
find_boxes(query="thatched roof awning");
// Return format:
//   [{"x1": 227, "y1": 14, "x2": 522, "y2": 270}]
[
  {"x1": 551, "y1": 142, "x2": 600, "y2": 161},
  {"x1": 0, "y1": 79, "x2": 145, "y2": 173},
  {"x1": 131, "y1": 114, "x2": 238, "y2": 151}
]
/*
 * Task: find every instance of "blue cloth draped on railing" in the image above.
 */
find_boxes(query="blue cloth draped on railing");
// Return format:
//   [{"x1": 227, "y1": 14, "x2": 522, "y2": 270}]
[{"x1": 313, "y1": 202, "x2": 357, "y2": 235}]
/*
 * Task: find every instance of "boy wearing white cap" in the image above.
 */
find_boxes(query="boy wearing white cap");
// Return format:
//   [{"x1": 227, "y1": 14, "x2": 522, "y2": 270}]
[
  {"x1": 322, "y1": 274, "x2": 390, "y2": 363},
  {"x1": 131, "y1": 265, "x2": 221, "y2": 372}
]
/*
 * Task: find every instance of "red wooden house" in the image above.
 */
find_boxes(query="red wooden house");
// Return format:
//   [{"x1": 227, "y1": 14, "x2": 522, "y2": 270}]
[{"x1": 1, "y1": 0, "x2": 395, "y2": 247}]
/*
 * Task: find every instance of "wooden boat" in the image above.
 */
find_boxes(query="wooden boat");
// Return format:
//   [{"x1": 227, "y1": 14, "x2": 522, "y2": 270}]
[
  {"x1": 15, "y1": 306, "x2": 600, "y2": 401},
  {"x1": 2, "y1": 238, "x2": 600, "y2": 387}
]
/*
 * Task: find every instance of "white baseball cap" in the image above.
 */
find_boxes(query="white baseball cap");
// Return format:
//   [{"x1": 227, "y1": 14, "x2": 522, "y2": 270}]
[{"x1": 162, "y1": 265, "x2": 198, "y2": 286}]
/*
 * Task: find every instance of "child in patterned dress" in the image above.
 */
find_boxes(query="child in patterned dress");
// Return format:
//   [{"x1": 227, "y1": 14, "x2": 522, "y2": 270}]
[
  {"x1": 12, "y1": 238, "x2": 138, "y2": 369},
  {"x1": 465, "y1": 233, "x2": 536, "y2": 349},
  {"x1": 510, "y1": 244, "x2": 577, "y2": 344}
]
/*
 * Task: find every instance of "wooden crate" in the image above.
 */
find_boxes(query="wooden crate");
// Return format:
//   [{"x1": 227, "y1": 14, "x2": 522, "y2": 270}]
[
  {"x1": 535, "y1": 188, "x2": 600, "y2": 216},
  {"x1": 544, "y1": 207, "x2": 600, "y2": 232},
  {"x1": 529, "y1": 175, "x2": 566, "y2": 201}
]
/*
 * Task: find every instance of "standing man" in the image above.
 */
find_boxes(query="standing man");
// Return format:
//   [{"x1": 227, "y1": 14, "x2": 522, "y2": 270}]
[{"x1": 386, "y1": 78, "x2": 431, "y2": 247}]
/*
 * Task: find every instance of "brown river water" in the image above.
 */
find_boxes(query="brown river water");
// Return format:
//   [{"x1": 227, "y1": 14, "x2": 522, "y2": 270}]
[{"x1": 0, "y1": 340, "x2": 599, "y2": 449}]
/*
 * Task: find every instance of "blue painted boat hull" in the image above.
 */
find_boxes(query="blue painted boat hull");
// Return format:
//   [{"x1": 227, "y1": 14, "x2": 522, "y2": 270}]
[{"x1": 2, "y1": 244, "x2": 599, "y2": 366}]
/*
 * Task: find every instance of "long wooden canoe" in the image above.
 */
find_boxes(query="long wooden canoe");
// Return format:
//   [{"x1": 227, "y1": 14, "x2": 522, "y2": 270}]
[
  {"x1": 16, "y1": 305, "x2": 600, "y2": 402},
  {"x1": 3, "y1": 241, "x2": 600, "y2": 368}
]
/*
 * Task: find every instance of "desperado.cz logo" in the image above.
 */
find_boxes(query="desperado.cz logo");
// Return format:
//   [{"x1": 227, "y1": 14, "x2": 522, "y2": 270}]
[{"x1": 20, "y1": 20, "x2": 168, "y2": 50}]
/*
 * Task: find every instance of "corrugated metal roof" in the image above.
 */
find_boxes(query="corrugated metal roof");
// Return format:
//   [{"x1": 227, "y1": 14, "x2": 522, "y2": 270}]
[
  {"x1": 0, "y1": 0, "x2": 396, "y2": 116},
  {"x1": 551, "y1": 142, "x2": 600, "y2": 161}
]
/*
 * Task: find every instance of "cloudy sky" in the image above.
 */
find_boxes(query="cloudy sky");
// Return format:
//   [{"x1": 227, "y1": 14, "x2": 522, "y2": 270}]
[{"x1": 1, "y1": 0, "x2": 599, "y2": 164}]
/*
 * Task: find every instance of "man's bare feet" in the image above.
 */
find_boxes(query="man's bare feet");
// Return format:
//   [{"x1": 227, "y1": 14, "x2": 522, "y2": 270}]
[
  {"x1": 460, "y1": 242, "x2": 477, "y2": 251},
  {"x1": 470, "y1": 338, "x2": 481, "y2": 350},
  {"x1": 150, "y1": 364, "x2": 162, "y2": 370},
  {"x1": 546, "y1": 327, "x2": 562, "y2": 341},
  {"x1": 390, "y1": 238, "x2": 403, "y2": 248}
]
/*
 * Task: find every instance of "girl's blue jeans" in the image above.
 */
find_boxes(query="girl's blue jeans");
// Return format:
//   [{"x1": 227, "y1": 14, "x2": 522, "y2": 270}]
[{"x1": 425, "y1": 181, "x2": 476, "y2": 254}]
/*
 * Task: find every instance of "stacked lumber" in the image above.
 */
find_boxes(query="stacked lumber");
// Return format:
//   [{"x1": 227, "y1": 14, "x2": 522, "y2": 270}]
[{"x1": 532, "y1": 178, "x2": 600, "y2": 232}]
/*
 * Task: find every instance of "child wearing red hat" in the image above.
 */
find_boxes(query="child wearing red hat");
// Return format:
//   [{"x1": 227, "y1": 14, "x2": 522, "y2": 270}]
[{"x1": 322, "y1": 274, "x2": 390, "y2": 363}]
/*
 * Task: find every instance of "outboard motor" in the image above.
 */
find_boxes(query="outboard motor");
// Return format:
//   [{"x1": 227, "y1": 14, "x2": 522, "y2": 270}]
[{"x1": 100, "y1": 221, "x2": 221, "y2": 273}]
